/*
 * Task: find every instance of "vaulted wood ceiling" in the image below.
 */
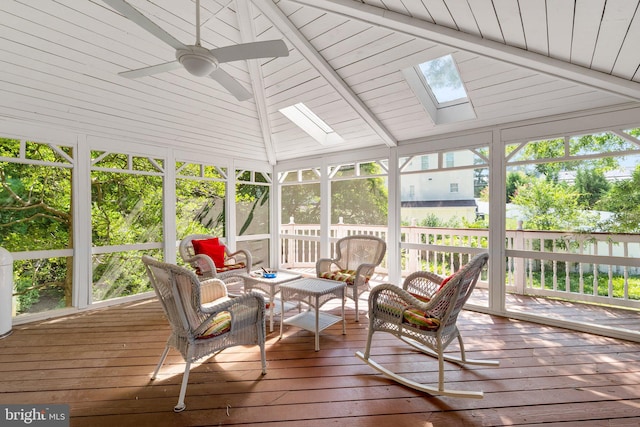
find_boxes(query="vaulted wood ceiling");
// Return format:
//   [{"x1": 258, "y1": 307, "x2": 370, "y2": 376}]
[{"x1": 1, "y1": 0, "x2": 639, "y2": 165}]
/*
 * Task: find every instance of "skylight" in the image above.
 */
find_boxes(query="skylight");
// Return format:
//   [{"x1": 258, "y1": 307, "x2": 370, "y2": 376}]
[
  {"x1": 418, "y1": 54, "x2": 467, "y2": 104},
  {"x1": 279, "y1": 103, "x2": 344, "y2": 145},
  {"x1": 402, "y1": 54, "x2": 475, "y2": 125}
]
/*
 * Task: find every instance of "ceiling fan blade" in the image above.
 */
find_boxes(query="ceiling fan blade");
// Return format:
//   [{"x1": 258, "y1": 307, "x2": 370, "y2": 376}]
[
  {"x1": 119, "y1": 61, "x2": 182, "y2": 79},
  {"x1": 209, "y1": 69, "x2": 252, "y2": 101},
  {"x1": 102, "y1": 0, "x2": 186, "y2": 50},
  {"x1": 211, "y1": 40, "x2": 289, "y2": 63}
]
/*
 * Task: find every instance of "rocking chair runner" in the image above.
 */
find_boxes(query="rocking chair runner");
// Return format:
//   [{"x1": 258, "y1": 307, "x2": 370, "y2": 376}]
[
  {"x1": 142, "y1": 255, "x2": 267, "y2": 412},
  {"x1": 316, "y1": 234, "x2": 386, "y2": 322},
  {"x1": 356, "y1": 252, "x2": 499, "y2": 398}
]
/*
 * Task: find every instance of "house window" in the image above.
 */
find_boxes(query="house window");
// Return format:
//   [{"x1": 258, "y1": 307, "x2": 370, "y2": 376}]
[
  {"x1": 421, "y1": 155, "x2": 429, "y2": 170},
  {"x1": 445, "y1": 152, "x2": 454, "y2": 168},
  {"x1": 450, "y1": 183, "x2": 459, "y2": 193}
]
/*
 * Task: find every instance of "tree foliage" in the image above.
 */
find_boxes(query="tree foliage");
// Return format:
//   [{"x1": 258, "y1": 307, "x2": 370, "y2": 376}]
[
  {"x1": 510, "y1": 178, "x2": 585, "y2": 230},
  {"x1": 596, "y1": 165, "x2": 640, "y2": 233},
  {"x1": 574, "y1": 167, "x2": 610, "y2": 207}
]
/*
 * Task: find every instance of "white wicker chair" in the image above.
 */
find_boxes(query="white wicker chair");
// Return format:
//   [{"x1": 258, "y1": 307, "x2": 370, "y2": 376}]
[
  {"x1": 356, "y1": 253, "x2": 499, "y2": 398},
  {"x1": 316, "y1": 234, "x2": 386, "y2": 322},
  {"x1": 179, "y1": 234, "x2": 252, "y2": 281},
  {"x1": 142, "y1": 255, "x2": 266, "y2": 412}
]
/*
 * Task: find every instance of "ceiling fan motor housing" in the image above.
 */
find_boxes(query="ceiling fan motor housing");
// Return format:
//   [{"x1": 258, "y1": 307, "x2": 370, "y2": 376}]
[{"x1": 176, "y1": 45, "x2": 219, "y2": 77}]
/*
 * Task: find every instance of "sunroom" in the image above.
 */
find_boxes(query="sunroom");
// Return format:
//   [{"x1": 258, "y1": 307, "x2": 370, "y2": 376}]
[{"x1": 2, "y1": 0, "x2": 640, "y2": 424}]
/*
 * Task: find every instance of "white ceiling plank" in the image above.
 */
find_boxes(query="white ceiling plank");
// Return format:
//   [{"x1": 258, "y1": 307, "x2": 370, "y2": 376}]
[
  {"x1": 546, "y1": 0, "x2": 574, "y2": 61},
  {"x1": 420, "y1": 0, "x2": 457, "y2": 29},
  {"x1": 492, "y1": 0, "x2": 526, "y2": 49},
  {"x1": 290, "y1": 0, "x2": 640, "y2": 101},
  {"x1": 571, "y1": 0, "x2": 605, "y2": 68},
  {"x1": 443, "y1": 0, "x2": 480, "y2": 35},
  {"x1": 591, "y1": 0, "x2": 637, "y2": 74},
  {"x1": 465, "y1": 0, "x2": 504, "y2": 43},
  {"x1": 376, "y1": 0, "x2": 410, "y2": 16},
  {"x1": 256, "y1": 0, "x2": 397, "y2": 147},
  {"x1": 610, "y1": 5, "x2": 640, "y2": 79},
  {"x1": 518, "y1": 0, "x2": 548, "y2": 56}
]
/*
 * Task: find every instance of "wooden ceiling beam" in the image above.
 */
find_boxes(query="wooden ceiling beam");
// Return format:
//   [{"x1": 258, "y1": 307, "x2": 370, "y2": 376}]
[
  {"x1": 254, "y1": 1, "x2": 397, "y2": 147},
  {"x1": 289, "y1": 0, "x2": 640, "y2": 102},
  {"x1": 238, "y1": 1, "x2": 277, "y2": 165}
]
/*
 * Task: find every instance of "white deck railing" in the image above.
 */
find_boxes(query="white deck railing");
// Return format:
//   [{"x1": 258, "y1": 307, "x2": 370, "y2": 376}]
[{"x1": 280, "y1": 223, "x2": 640, "y2": 309}]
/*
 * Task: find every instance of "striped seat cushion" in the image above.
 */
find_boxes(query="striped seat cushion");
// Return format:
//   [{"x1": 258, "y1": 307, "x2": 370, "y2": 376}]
[
  {"x1": 402, "y1": 308, "x2": 441, "y2": 331},
  {"x1": 196, "y1": 311, "x2": 231, "y2": 340},
  {"x1": 216, "y1": 262, "x2": 246, "y2": 273},
  {"x1": 378, "y1": 291, "x2": 440, "y2": 331},
  {"x1": 195, "y1": 262, "x2": 246, "y2": 276},
  {"x1": 319, "y1": 269, "x2": 370, "y2": 285}
]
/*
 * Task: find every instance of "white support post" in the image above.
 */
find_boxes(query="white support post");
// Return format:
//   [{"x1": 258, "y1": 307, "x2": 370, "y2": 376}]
[
  {"x1": 488, "y1": 129, "x2": 507, "y2": 312},
  {"x1": 0, "y1": 247, "x2": 13, "y2": 339},
  {"x1": 75, "y1": 138, "x2": 92, "y2": 309},
  {"x1": 387, "y1": 147, "x2": 401, "y2": 284},
  {"x1": 320, "y1": 160, "x2": 331, "y2": 258},
  {"x1": 165, "y1": 150, "x2": 177, "y2": 263}
]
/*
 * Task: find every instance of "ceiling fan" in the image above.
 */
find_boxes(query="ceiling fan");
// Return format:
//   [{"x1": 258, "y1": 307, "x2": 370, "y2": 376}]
[{"x1": 102, "y1": 0, "x2": 289, "y2": 101}]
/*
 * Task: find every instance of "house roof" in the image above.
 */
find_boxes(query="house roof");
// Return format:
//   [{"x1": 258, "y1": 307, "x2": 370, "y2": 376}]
[{"x1": 1, "y1": 0, "x2": 639, "y2": 165}]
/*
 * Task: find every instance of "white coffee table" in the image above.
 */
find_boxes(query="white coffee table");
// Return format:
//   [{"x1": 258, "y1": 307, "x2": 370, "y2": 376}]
[
  {"x1": 279, "y1": 277, "x2": 346, "y2": 351},
  {"x1": 238, "y1": 270, "x2": 302, "y2": 332}
]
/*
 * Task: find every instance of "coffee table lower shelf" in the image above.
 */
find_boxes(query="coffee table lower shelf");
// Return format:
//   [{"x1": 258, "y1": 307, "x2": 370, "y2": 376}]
[{"x1": 283, "y1": 310, "x2": 343, "y2": 333}]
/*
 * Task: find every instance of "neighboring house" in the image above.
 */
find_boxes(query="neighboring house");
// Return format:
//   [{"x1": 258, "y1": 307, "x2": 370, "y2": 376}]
[{"x1": 400, "y1": 151, "x2": 477, "y2": 224}]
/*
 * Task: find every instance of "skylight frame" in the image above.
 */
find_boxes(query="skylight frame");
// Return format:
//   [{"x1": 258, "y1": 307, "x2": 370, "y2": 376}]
[
  {"x1": 402, "y1": 53, "x2": 476, "y2": 125},
  {"x1": 279, "y1": 102, "x2": 344, "y2": 146}
]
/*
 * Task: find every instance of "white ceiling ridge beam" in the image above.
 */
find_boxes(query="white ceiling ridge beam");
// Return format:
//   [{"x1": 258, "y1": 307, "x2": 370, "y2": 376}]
[
  {"x1": 254, "y1": 1, "x2": 397, "y2": 147},
  {"x1": 239, "y1": 0, "x2": 277, "y2": 165},
  {"x1": 289, "y1": 0, "x2": 640, "y2": 103}
]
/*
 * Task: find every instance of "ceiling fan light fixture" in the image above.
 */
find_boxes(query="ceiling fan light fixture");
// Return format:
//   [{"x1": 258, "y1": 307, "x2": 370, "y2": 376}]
[{"x1": 176, "y1": 47, "x2": 218, "y2": 77}]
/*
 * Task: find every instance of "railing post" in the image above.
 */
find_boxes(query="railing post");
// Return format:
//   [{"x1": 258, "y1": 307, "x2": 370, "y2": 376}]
[
  {"x1": 408, "y1": 220, "x2": 419, "y2": 273},
  {"x1": 0, "y1": 247, "x2": 13, "y2": 339},
  {"x1": 514, "y1": 221, "x2": 525, "y2": 294}
]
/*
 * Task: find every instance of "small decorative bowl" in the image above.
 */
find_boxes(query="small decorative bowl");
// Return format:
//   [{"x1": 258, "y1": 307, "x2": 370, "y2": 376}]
[{"x1": 263, "y1": 272, "x2": 277, "y2": 278}]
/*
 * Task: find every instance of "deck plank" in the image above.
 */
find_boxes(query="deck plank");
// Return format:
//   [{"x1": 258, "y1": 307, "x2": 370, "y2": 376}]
[{"x1": 2, "y1": 298, "x2": 640, "y2": 426}]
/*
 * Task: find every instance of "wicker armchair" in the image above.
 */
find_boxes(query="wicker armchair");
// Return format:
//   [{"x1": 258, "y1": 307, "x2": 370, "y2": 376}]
[
  {"x1": 142, "y1": 255, "x2": 266, "y2": 412},
  {"x1": 179, "y1": 234, "x2": 252, "y2": 281},
  {"x1": 356, "y1": 253, "x2": 499, "y2": 398},
  {"x1": 316, "y1": 234, "x2": 386, "y2": 322}
]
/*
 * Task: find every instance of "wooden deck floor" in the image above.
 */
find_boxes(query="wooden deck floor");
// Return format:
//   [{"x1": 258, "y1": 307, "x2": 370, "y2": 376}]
[{"x1": 2, "y1": 297, "x2": 640, "y2": 426}]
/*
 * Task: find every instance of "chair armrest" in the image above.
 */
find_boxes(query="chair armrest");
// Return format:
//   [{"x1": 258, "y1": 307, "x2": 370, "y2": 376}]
[
  {"x1": 226, "y1": 249, "x2": 252, "y2": 272},
  {"x1": 184, "y1": 253, "x2": 218, "y2": 277},
  {"x1": 316, "y1": 258, "x2": 338, "y2": 275},
  {"x1": 368, "y1": 282, "x2": 451, "y2": 320},
  {"x1": 195, "y1": 292, "x2": 266, "y2": 336},
  {"x1": 199, "y1": 278, "x2": 228, "y2": 304}
]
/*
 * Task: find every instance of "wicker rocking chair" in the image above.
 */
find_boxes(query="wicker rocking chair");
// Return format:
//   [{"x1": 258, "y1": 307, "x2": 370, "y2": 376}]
[
  {"x1": 356, "y1": 252, "x2": 499, "y2": 398},
  {"x1": 316, "y1": 234, "x2": 386, "y2": 322},
  {"x1": 142, "y1": 255, "x2": 267, "y2": 412},
  {"x1": 179, "y1": 234, "x2": 252, "y2": 281}
]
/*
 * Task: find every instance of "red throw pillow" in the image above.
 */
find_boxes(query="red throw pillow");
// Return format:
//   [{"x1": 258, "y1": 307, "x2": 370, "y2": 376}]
[{"x1": 191, "y1": 238, "x2": 226, "y2": 268}]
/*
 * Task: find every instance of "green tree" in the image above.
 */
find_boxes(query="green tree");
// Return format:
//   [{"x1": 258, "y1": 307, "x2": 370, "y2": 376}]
[
  {"x1": 597, "y1": 165, "x2": 640, "y2": 233},
  {"x1": 331, "y1": 172, "x2": 388, "y2": 225},
  {"x1": 281, "y1": 183, "x2": 320, "y2": 224},
  {"x1": 506, "y1": 171, "x2": 529, "y2": 203},
  {"x1": 574, "y1": 167, "x2": 610, "y2": 207},
  {"x1": 510, "y1": 178, "x2": 584, "y2": 230}
]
